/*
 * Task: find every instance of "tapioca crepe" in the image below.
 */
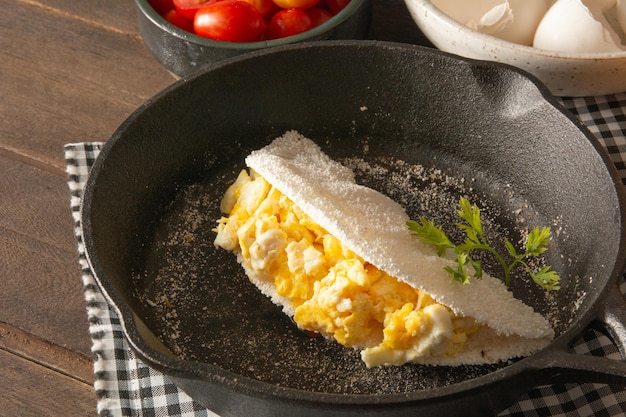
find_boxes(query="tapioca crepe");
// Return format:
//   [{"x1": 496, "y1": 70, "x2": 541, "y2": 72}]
[{"x1": 214, "y1": 131, "x2": 554, "y2": 367}]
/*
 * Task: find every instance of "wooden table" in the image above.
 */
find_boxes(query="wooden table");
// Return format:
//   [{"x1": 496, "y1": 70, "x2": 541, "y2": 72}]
[{"x1": 0, "y1": 1, "x2": 429, "y2": 414}]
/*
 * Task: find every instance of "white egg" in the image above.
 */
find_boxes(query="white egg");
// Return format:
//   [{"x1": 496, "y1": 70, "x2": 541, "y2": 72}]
[{"x1": 533, "y1": 0, "x2": 626, "y2": 52}]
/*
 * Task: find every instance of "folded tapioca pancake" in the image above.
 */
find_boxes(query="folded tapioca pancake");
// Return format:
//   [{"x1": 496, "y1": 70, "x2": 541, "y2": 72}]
[{"x1": 214, "y1": 131, "x2": 554, "y2": 367}]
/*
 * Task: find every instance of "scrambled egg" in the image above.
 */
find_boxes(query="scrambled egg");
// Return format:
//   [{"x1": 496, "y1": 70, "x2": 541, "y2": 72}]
[{"x1": 214, "y1": 169, "x2": 479, "y2": 367}]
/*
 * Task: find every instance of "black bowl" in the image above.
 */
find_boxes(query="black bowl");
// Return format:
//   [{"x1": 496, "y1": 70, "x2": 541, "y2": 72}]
[
  {"x1": 81, "y1": 41, "x2": 626, "y2": 417},
  {"x1": 134, "y1": 0, "x2": 372, "y2": 77}
]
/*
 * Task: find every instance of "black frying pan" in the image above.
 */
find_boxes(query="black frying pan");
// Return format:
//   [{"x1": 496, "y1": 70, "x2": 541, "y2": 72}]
[{"x1": 81, "y1": 41, "x2": 626, "y2": 417}]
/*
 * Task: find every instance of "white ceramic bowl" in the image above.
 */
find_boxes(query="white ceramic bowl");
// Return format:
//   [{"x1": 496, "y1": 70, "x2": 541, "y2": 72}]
[{"x1": 403, "y1": 0, "x2": 626, "y2": 97}]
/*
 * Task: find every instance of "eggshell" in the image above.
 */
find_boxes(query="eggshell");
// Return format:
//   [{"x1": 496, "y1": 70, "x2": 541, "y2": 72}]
[{"x1": 476, "y1": 3, "x2": 512, "y2": 34}]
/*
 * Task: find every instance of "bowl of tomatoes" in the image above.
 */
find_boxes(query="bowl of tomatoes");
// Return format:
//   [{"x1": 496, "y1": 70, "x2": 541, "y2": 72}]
[{"x1": 136, "y1": 0, "x2": 372, "y2": 77}]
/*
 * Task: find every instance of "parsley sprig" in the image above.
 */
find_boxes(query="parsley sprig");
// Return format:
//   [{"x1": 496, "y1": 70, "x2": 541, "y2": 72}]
[{"x1": 406, "y1": 197, "x2": 561, "y2": 292}]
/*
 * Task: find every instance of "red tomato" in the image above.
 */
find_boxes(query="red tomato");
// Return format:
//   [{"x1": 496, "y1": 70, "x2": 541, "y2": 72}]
[
  {"x1": 240, "y1": 0, "x2": 278, "y2": 18},
  {"x1": 173, "y1": 0, "x2": 213, "y2": 19},
  {"x1": 271, "y1": 0, "x2": 319, "y2": 9},
  {"x1": 194, "y1": 1, "x2": 267, "y2": 42},
  {"x1": 149, "y1": 0, "x2": 175, "y2": 15},
  {"x1": 164, "y1": 9, "x2": 195, "y2": 32},
  {"x1": 306, "y1": 7, "x2": 332, "y2": 27},
  {"x1": 267, "y1": 9, "x2": 313, "y2": 39},
  {"x1": 325, "y1": 0, "x2": 350, "y2": 14}
]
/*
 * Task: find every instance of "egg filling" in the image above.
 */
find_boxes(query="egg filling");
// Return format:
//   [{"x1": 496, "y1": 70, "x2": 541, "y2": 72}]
[{"x1": 214, "y1": 169, "x2": 479, "y2": 367}]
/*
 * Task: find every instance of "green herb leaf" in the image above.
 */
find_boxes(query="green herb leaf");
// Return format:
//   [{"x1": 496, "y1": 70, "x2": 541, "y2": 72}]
[
  {"x1": 458, "y1": 197, "x2": 483, "y2": 237},
  {"x1": 445, "y1": 252, "x2": 471, "y2": 285},
  {"x1": 469, "y1": 257, "x2": 483, "y2": 280},
  {"x1": 526, "y1": 226, "x2": 551, "y2": 256},
  {"x1": 457, "y1": 224, "x2": 480, "y2": 247},
  {"x1": 530, "y1": 266, "x2": 561, "y2": 292},
  {"x1": 504, "y1": 238, "x2": 518, "y2": 258},
  {"x1": 407, "y1": 217, "x2": 455, "y2": 257},
  {"x1": 407, "y1": 196, "x2": 561, "y2": 292}
]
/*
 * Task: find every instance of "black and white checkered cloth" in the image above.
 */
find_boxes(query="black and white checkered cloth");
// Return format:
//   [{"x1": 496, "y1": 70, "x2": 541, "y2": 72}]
[{"x1": 65, "y1": 92, "x2": 626, "y2": 417}]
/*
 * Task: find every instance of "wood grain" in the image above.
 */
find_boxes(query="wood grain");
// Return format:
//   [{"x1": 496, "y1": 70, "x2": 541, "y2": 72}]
[
  {"x1": 0, "y1": 154, "x2": 90, "y2": 354},
  {"x1": 0, "y1": 322, "x2": 93, "y2": 384},
  {"x1": 0, "y1": 0, "x2": 173, "y2": 169},
  {"x1": 20, "y1": 0, "x2": 141, "y2": 36},
  {"x1": 0, "y1": 349, "x2": 95, "y2": 416}
]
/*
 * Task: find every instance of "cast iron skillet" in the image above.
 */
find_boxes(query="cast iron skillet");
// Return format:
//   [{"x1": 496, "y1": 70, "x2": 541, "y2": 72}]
[{"x1": 81, "y1": 41, "x2": 626, "y2": 417}]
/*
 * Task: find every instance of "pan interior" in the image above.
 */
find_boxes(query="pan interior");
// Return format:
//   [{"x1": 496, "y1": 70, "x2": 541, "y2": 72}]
[
  {"x1": 130, "y1": 137, "x2": 575, "y2": 395},
  {"x1": 84, "y1": 42, "x2": 624, "y2": 397}
]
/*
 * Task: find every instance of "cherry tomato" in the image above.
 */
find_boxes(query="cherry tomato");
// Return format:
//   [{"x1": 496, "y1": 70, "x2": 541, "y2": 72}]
[
  {"x1": 164, "y1": 9, "x2": 196, "y2": 32},
  {"x1": 149, "y1": 0, "x2": 175, "y2": 15},
  {"x1": 267, "y1": 9, "x2": 313, "y2": 39},
  {"x1": 306, "y1": 7, "x2": 332, "y2": 27},
  {"x1": 240, "y1": 0, "x2": 278, "y2": 18},
  {"x1": 173, "y1": 0, "x2": 213, "y2": 19},
  {"x1": 325, "y1": 0, "x2": 350, "y2": 14},
  {"x1": 194, "y1": 1, "x2": 267, "y2": 42},
  {"x1": 271, "y1": 0, "x2": 320, "y2": 9}
]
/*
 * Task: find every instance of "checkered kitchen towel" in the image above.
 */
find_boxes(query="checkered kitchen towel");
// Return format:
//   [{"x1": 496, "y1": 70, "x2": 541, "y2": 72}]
[{"x1": 65, "y1": 93, "x2": 626, "y2": 417}]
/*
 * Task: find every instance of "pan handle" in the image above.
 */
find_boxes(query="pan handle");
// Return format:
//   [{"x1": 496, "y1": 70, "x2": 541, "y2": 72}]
[
  {"x1": 598, "y1": 278, "x2": 626, "y2": 357},
  {"x1": 528, "y1": 276, "x2": 626, "y2": 385}
]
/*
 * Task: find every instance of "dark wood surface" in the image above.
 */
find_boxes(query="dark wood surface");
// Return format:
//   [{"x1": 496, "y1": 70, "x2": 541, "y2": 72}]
[{"x1": 0, "y1": 0, "x2": 428, "y2": 415}]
